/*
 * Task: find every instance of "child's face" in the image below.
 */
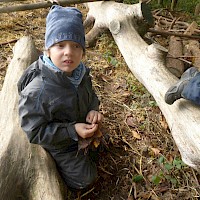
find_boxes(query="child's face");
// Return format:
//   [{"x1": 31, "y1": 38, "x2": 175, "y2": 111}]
[{"x1": 48, "y1": 40, "x2": 84, "y2": 76}]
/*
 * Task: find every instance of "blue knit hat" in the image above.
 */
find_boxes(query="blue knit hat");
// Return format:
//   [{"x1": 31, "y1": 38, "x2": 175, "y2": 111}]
[{"x1": 45, "y1": 5, "x2": 85, "y2": 50}]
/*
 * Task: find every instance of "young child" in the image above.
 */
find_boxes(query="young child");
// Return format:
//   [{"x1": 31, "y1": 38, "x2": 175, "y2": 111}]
[
  {"x1": 18, "y1": 5, "x2": 103, "y2": 190},
  {"x1": 165, "y1": 66, "x2": 200, "y2": 105}
]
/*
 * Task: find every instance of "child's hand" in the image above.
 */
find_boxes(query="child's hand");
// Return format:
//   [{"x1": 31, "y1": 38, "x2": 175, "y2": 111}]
[
  {"x1": 75, "y1": 123, "x2": 98, "y2": 139},
  {"x1": 86, "y1": 110, "x2": 103, "y2": 124}
]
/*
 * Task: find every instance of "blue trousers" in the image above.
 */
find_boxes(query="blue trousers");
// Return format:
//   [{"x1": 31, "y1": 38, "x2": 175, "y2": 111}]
[{"x1": 182, "y1": 72, "x2": 200, "y2": 105}]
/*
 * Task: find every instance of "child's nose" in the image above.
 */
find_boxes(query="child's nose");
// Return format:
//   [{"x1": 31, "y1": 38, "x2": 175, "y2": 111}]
[{"x1": 64, "y1": 46, "x2": 72, "y2": 55}]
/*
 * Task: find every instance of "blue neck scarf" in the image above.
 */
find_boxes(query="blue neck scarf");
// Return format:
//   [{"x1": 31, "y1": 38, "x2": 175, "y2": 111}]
[{"x1": 42, "y1": 54, "x2": 86, "y2": 89}]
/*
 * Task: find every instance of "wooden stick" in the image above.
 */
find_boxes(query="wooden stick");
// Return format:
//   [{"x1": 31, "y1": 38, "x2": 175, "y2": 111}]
[
  {"x1": 0, "y1": 0, "x2": 25, "y2": 2},
  {"x1": 148, "y1": 28, "x2": 200, "y2": 40},
  {"x1": 0, "y1": 39, "x2": 17, "y2": 46},
  {"x1": 0, "y1": 0, "x2": 103, "y2": 13}
]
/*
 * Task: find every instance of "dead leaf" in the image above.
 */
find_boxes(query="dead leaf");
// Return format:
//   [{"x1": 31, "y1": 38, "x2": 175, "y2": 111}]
[
  {"x1": 160, "y1": 115, "x2": 168, "y2": 130},
  {"x1": 137, "y1": 191, "x2": 152, "y2": 199},
  {"x1": 121, "y1": 91, "x2": 131, "y2": 97},
  {"x1": 126, "y1": 116, "x2": 137, "y2": 128},
  {"x1": 78, "y1": 138, "x2": 92, "y2": 150},
  {"x1": 132, "y1": 130, "x2": 141, "y2": 139},
  {"x1": 166, "y1": 154, "x2": 174, "y2": 163},
  {"x1": 94, "y1": 128, "x2": 103, "y2": 138},
  {"x1": 78, "y1": 128, "x2": 103, "y2": 150},
  {"x1": 93, "y1": 138, "x2": 101, "y2": 148},
  {"x1": 151, "y1": 147, "x2": 160, "y2": 156}
]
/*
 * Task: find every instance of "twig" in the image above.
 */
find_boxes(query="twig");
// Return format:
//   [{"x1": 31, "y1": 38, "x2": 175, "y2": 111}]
[
  {"x1": 0, "y1": 39, "x2": 17, "y2": 46},
  {"x1": 191, "y1": 169, "x2": 200, "y2": 187},
  {"x1": 167, "y1": 53, "x2": 192, "y2": 65},
  {"x1": 128, "y1": 183, "x2": 134, "y2": 198},
  {"x1": 98, "y1": 166, "x2": 113, "y2": 175},
  {"x1": 120, "y1": 137, "x2": 142, "y2": 158},
  {"x1": 80, "y1": 187, "x2": 95, "y2": 198},
  {"x1": 148, "y1": 28, "x2": 200, "y2": 40},
  {"x1": 168, "y1": 17, "x2": 181, "y2": 30},
  {"x1": 0, "y1": 65, "x2": 7, "y2": 70}
]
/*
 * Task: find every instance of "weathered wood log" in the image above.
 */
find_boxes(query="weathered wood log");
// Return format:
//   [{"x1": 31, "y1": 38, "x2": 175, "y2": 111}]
[
  {"x1": 85, "y1": 1, "x2": 200, "y2": 171},
  {"x1": 166, "y1": 36, "x2": 184, "y2": 77},
  {"x1": 0, "y1": 36, "x2": 65, "y2": 199},
  {"x1": 85, "y1": 1, "x2": 154, "y2": 47}
]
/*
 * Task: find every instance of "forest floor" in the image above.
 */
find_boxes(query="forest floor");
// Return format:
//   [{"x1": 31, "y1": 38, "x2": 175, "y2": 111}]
[{"x1": 0, "y1": 2, "x2": 200, "y2": 200}]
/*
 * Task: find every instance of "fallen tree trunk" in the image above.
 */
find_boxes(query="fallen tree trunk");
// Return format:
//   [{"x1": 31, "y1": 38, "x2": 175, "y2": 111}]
[
  {"x1": 0, "y1": 36, "x2": 65, "y2": 199},
  {"x1": 85, "y1": 1, "x2": 200, "y2": 171}
]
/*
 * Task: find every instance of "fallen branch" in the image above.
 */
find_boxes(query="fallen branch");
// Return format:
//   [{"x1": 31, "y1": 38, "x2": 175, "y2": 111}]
[
  {"x1": 148, "y1": 28, "x2": 200, "y2": 40},
  {"x1": 0, "y1": 0, "x2": 103, "y2": 13}
]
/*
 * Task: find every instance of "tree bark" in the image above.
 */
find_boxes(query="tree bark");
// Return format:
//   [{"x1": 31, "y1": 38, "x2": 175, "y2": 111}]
[
  {"x1": 0, "y1": 36, "x2": 65, "y2": 199},
  {"x1": 85, "y1": 1, "x2": 200, "y2": 171}
]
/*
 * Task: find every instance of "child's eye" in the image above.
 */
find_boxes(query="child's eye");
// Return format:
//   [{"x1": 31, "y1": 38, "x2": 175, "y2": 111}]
[
  {"x1": 58, "y1": 44, "x2": 64, "y2": 48},
  {"x1": 74, "y1": 44, "x2": 81, "y2": 48},
  {"x1": 55, "y1": 43, "x2": 64, "y2": 48}
]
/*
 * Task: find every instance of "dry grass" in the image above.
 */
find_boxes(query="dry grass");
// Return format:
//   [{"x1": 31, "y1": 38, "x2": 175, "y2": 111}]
[{"x1": 0, "y1": 3, "x2": 200, "y2": 200}]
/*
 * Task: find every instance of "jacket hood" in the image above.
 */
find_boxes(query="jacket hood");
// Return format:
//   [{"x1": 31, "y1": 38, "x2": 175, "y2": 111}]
[{"x1": 17, "y1": 60, "x2": 41, "y2": 95}]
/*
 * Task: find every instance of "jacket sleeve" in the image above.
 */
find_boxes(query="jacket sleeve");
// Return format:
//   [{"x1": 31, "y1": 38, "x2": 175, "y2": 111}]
[
  {"x1": 88, "y1": 89, "x2": 100, "y2": 111},
  {"x1": 18, "y1": 91, "x2": 78, "y2": 147},
  {"x1": 86, "y1": 73, "x2": 100, "y2": 111}
]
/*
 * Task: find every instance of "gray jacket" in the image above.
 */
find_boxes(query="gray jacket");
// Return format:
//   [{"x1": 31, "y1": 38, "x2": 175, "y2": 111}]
[{"x1": 18, "y1": 57, "x2": 99, "y2": 150}]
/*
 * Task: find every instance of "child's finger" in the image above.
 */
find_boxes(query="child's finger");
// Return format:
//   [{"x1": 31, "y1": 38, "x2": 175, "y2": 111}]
[
  {"x1": 91, "y1": 114, "x2": 98, "y2": 124},
  {"x1": 84, "y1": 124, "x2": 98, "y2": 137}
]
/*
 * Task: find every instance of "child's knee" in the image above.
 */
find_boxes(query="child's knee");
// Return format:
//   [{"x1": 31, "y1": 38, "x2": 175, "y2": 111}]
[{"x1": 64, "y1": 166, "x2": 97, "y2": 190}]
